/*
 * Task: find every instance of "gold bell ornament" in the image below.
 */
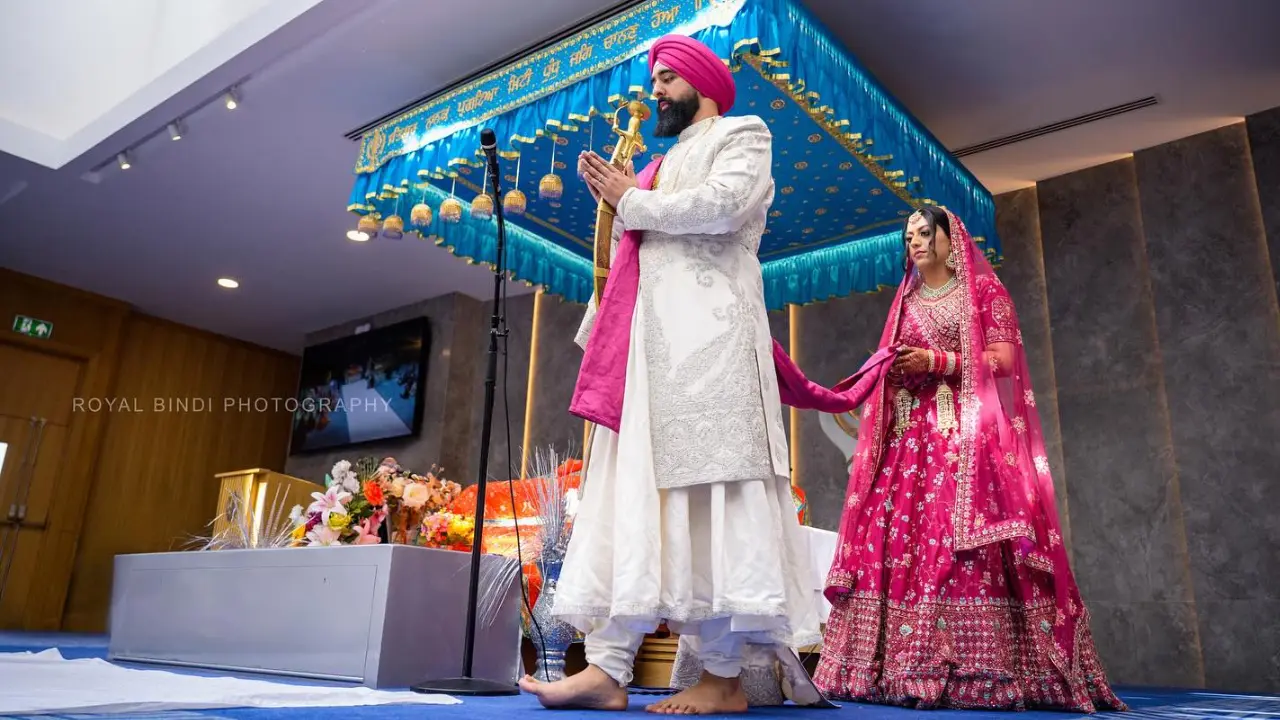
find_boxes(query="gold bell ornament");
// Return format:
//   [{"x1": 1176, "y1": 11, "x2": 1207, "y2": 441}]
[
  {"x1": 410, "y1": 202, "x2": 433, "y2": 227},
  {"x1": 439, "y1": 175, "x2": 463, "y2": 223},
  {"x1": 382, "y1": 214, "x2": 404, "y2": 239},
  {"x1": 503, "y1": 189, "x2": 527, "y2": 216},
  {"x1": 471, "y1": 193, "x2": 494, "y2": 220},
  {"x1": 538, "y1": 133, "x2": 563, "y2": 200},
  {"x1": 439, "y1": 198, "x2": 463, "y2": 223},
  {"x1": 503, "y1": 150, "x2": 527, "y2": 216},
  {"x1": 357, "y1": 214, "x2": 380, "y2": 238}
]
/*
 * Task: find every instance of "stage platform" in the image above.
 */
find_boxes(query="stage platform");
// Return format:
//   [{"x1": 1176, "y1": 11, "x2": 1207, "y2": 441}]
[{"x1": 1, "y1": 633, "x2": 1276, "y2": 720}]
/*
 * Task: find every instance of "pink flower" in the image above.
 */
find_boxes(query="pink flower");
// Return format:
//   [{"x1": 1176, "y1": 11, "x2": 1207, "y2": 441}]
[
  {"x1": 305, "y1": 525, "x2": 342, "y2": 546},
  {"x1": 353, "y1": 513, "x2": 384, "y2": 545},
  {"x1": 307, "y1": 485, "x2": 351, "y2": 523}
]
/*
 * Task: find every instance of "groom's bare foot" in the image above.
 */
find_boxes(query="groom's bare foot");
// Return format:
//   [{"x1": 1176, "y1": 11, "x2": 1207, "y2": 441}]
[
  {"x1": 647, "y1": 672, "x2": 748, "y2": 714},
  {"x1": 518, "y1": 665, "x2": 628, "y2": 711}
]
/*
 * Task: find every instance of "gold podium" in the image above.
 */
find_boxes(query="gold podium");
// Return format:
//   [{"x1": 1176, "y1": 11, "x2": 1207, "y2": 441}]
[
  {"x1": 633, "y1": 634, "x2": 680, "y2": 687},
  {"x1": 213, "y1": 468, "x2": 321, "y2": 545}
]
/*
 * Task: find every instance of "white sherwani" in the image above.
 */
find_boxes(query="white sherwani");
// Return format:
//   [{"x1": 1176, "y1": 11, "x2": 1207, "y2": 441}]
[
  {"x1": 555, "y1": 115, "x2": 822, "y2": 695},
  {"x1": 575, "y1": 115, "x2": 790, "y2": 486}
]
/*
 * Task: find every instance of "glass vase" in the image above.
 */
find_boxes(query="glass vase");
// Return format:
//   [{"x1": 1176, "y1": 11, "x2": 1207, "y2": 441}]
[{"x1": 527, "y1": 558, "x2": 583, "y2": 682}]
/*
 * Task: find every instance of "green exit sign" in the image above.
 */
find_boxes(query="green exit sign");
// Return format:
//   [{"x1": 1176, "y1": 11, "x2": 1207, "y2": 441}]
[{"x1": 12, "y1": 315, "x2": 53, "y2": 339}]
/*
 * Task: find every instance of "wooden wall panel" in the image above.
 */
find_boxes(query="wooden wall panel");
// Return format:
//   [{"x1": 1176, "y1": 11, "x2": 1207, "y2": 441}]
[
  {"x1": 1, "y1": 269, "x2": 298, "y2": 633},
  {"x1": 0, "y1": 271, "x2": 128, "y2": 630},
  {"x1": 61, "y1": 315, "x2": 298, "y2": 632}
]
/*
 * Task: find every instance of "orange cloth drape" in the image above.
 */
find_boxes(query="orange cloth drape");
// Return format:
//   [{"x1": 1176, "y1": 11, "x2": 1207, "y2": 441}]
[{"x1": 446, "y1": 459, "x2": 583, "y2": 607}]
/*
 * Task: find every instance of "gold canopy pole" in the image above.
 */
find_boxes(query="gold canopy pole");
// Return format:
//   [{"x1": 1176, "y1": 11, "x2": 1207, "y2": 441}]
[
  {"x1": 592, "y1": 99, "x2": 651, "y2": 303},
  {"x1": 581, "y1": 99, "x2": 651, "y2": 490}
]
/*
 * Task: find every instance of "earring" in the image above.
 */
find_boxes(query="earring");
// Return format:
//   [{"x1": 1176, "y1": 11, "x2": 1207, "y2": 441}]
[{"x1": 945, "y1": 252, "x2": 957, "y2": 269}]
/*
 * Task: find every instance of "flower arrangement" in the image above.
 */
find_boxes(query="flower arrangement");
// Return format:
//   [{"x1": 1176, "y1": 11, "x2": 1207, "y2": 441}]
[
  {"x1": 375, "y1": 457, "x2": 462, "y2": 543},
  {"x1": 418, "y1": 511, "x2": 475, "y2": 551},
  {"x1": 289, "y1": 457, "x2": 461, "y2": 547}
]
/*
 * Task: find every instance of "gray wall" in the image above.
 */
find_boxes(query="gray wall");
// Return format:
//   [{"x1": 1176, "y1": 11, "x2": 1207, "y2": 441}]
[
  {"x1": 1135, "y1": 121, "x2": 1280, "y2": 690},
  {"x1": 1036, "y1": 158, "x2": 1205, "y2": 688}
]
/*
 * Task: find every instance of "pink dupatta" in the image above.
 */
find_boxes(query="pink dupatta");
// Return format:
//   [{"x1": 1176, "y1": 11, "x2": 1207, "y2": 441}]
[
  {"x1": 569, "y1": 159, "x2": 662, "y2": 432},
  {"x1": 773, "y1": 341, "x2": 899, "y2": 414}
]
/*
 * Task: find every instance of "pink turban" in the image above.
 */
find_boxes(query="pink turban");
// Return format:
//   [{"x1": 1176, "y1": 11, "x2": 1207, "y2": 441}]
[{"x1": 648, "y1": 35, "x2": 735, "y2": 114}]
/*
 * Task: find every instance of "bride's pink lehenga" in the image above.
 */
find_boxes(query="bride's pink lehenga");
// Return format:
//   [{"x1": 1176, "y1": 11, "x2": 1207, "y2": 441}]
[{"x1": 786, "y1": 210, "x2": 1125, "y2": 712}]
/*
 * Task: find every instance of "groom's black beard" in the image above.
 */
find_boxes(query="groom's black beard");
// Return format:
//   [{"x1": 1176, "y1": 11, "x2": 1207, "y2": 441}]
[{"x1": 655, "y1": 94, "x2": 700, "y2": 137}]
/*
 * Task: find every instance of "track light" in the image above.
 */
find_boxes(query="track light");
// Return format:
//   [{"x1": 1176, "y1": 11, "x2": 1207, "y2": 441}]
[
  {"x1": 346, "y1": 230, "x2": 370, "y2": 242},
  {"x1": 96, "y1": 81, "x2": 249, "y2": 180}
]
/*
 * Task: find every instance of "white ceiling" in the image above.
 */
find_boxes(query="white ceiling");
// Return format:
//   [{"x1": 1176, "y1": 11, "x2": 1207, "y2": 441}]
[
  {"x1": 0, "y1": 0, "x2": 325, "y2": 168},
  {"x1": 1, "y1": 0, "x2": 1278, "y2": 352}
]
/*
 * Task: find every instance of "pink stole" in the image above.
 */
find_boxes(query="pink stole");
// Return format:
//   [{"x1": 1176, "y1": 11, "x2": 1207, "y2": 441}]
[
  {"x1": 773, "y1": 341, "x2": 899, "y2": 413},
  {"x1": 569, "y1": 158, "x2": 663, "y2": 432}
]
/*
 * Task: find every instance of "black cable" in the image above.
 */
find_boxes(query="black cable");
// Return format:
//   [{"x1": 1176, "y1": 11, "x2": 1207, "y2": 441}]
[{"x1": 495, "y1": 223, "x2": 550, "y2": 680}]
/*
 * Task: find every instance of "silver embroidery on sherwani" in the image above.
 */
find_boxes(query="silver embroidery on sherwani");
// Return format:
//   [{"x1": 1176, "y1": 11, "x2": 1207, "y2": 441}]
[{"x1": 580, "y1": 115, "x2": 789, "y2": 489}]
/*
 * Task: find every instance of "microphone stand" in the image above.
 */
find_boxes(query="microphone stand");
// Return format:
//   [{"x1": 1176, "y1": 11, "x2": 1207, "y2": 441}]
[{"x1": 411, "y1": 129, "x2": 520, "y2": 697}]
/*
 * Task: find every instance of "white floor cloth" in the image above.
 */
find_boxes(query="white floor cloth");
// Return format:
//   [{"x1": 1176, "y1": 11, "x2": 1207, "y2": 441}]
[{"x1": 0, "y1": 649, "x2": 459, "y2": 716}]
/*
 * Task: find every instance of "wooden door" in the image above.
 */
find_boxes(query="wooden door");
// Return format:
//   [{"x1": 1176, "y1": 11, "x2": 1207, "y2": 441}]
[{"x1": 0, "y1": 341, "x2": 83, "y2": 628}]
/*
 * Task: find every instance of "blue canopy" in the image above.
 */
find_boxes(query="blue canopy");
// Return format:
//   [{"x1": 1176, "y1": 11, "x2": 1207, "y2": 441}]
[{"x1": 347, "y1": 0, "x2": 999, "y2": 308}]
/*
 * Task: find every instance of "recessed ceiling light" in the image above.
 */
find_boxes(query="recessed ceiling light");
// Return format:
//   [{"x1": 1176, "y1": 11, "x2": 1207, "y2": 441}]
[
  {"x1": 217, "y1": 277, "x2": 239, "y2": 289},
  {"x1": 347, "y1": 230, "x2": 370, "y2": 242}
]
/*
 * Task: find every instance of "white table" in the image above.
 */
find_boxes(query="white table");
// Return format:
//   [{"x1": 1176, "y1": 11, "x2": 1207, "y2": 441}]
[
  {"x1": 801, "y1": 525, "x2": 837, "y2": 624},
  {"x1": 107, "y1": 544, "x2": 525, "y2": 688}
]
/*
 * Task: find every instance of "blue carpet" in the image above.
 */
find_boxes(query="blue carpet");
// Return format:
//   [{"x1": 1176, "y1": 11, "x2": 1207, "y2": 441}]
[{"x1": 1, "y1": 633, "x2": 1276, "y2": 719}]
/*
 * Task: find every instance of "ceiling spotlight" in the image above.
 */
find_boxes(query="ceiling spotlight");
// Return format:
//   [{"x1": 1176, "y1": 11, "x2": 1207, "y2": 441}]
[
  {"x1": 116, "y1": 152, "x2": 131, "y2": 170},
  {"x1": 167, "y1": 121, "x2": 184, "y2": 141},
  {"x1": 224, "y1": 89, "x2": 239, "y2": 110},
  {"x1": 346, "y1": 229, "x2": 370, "y2": 242},
  {"x1": 217, "y1": 277, "x2": 239, "y2": 289}
]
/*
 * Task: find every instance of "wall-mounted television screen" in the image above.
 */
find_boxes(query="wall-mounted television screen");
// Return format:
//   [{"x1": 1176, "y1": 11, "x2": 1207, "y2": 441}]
[{"x1": 289, "y1": 317, "x2": 429, "y2": 455}]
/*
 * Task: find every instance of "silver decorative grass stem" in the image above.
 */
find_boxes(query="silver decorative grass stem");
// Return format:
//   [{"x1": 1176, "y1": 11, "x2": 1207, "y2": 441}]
[{"x1": 187, "y1": 486, "x2": 297, "y2": 551}]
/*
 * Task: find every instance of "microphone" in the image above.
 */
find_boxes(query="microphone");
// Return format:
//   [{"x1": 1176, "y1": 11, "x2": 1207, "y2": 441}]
[{"x1": 480, "y1": 128, "x2": 501, "y2": 196}]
